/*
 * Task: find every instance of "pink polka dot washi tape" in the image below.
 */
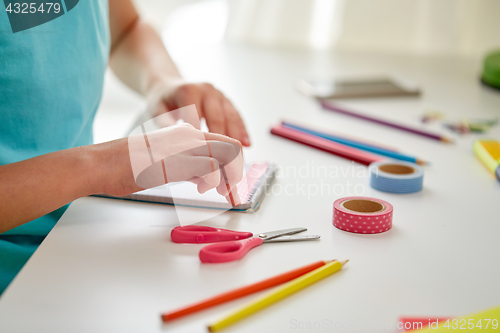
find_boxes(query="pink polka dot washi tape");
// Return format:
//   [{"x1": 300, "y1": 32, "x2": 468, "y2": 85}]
[{"x1": 333, "y1": 196, "x2": 393, "y2": 234}]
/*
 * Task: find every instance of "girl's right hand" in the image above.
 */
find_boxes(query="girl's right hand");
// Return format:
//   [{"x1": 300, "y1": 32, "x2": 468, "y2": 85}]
[{"x1": 92, "y1": 123, "x2": 243, "y2": 205}]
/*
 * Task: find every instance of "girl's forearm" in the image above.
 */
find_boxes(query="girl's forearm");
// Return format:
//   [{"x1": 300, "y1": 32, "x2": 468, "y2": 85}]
[
  {"x1": 109, "y1": 18, "x2": 181, "y2": 96},
  {"x1": 0, "y1": 125, "x2": 244, "y2": 233},
  {"x1": 0, "y1": 145, "x2": 104, "y2": 233}
]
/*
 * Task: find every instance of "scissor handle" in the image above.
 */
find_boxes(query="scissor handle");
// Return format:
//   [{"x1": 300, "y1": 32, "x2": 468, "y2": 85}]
[
  {"x1": 199, "y1": 238, "x2": 264, "y2": 263},
  {"x1": 170, "y1": 226, "x2": 253, "y2": 244}
]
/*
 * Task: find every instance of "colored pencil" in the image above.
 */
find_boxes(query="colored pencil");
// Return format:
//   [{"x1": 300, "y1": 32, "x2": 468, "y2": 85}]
[
  {"x1": 473, "y1": 139, "x2": 500, "y2": 182},
  {"x1": 282, "y1": 121, "x2": 428, "y2": 165},
  {"x1": 271, "y1": 124, "x2": 382, "y2": 166},
  {"x1": 161, "y1": 260, "x2": 331, "y2": 322},
  {"x1": 283, "y1": 121, "x2": 400, "y2": 152},
  {"x1": 320, "y1": 100, "x2": 453, "y2": 143},
  {"x1": 208, "y1": 260, "x2": 348, "y2": 332},
  {"x1": 414, "y1": 305, "x2": 500, "y2": 332}
]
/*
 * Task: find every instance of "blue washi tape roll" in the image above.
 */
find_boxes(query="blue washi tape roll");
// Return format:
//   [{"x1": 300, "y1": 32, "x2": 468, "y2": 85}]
[{"x1": 369, "y1": 161, "x2": 423, "y2": 193}]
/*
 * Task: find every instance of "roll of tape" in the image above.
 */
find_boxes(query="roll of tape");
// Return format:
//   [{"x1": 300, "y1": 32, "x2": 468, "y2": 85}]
[
  {"x1": 333, "y1": 197, "x2": 393, "y2": 234},
  {"x1": 369, "y1": 161, "x2": 423, "y2": 193}
]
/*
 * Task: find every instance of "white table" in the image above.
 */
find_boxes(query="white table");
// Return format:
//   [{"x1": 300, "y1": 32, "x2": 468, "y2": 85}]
[{"x1": 1, "y1": 44, "x2": 500, "y2": 333}]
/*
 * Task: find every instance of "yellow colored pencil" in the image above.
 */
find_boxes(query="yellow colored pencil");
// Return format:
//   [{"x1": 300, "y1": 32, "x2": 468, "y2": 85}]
[{"x1": 207, "y1": 260, "x2": 348, "y2": 332}]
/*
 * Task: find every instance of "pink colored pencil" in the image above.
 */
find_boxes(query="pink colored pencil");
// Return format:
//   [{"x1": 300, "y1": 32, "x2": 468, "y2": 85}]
[{"x1": 270, "y1": 124, "x2": 383, "y2": 166}]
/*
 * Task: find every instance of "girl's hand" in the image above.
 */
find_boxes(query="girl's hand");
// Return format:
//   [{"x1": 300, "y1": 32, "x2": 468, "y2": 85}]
[
  {"x1": 147, "y1": 80, "x2": 251, "y2": 147},
  {"x1": 93, "y1": 123, "x2": 243, "y2": 205}
]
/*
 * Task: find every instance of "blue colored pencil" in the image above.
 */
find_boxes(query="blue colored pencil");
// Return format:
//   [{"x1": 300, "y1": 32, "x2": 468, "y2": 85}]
[{"x1": 282, "y1": 122, "x2": 427, "y2": 165}]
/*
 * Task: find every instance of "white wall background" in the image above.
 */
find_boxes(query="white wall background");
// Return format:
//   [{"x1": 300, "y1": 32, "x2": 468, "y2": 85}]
[
  {"x1": 96, "y1": 0, "x2": 500, "y2": 143},
  {"x1": 134, "y1": 0, "x2": 500, "y2": 58}
]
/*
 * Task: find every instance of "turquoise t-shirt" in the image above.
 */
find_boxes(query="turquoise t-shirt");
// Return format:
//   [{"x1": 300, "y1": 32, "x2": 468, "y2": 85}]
[{"x1": 0, "y1": 0, "x2": 110, "y2": 294}]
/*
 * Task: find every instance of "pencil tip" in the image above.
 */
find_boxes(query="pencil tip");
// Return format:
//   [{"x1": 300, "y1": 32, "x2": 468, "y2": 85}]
[
  {"x1": 416, "y1": 159, "x2": 428, "y2": 166},
  {"x1": 441, "y1": 137, "x2": 454, "y2": 144}
]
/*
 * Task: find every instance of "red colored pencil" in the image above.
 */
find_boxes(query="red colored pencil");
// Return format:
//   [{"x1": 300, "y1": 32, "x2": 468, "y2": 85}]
[
  {"x1": 270, "y1": 124, "x2": 382, "y2": 166},
  {"x1": 161, "y1": 260, "x2": 331, "y2": 322}
]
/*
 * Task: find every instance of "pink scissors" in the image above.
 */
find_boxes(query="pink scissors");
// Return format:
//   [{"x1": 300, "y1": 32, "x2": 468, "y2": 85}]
[
  {"x1": 170, "y1": 226, "x2": 320, "y2": 263},
  {"x1": 171, "y1": 226, "x2": 254, "y2": 244}
]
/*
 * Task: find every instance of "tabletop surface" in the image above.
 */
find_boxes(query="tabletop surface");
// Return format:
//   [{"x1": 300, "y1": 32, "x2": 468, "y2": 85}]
[{"x1": 1, "y1": 43, "x2": 500, "y2": 333}]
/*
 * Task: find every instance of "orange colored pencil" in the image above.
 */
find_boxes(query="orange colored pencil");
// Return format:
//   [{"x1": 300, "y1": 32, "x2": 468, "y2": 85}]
[{"x1": 161, "y1": 260, "x2": 333, "y2": 322}]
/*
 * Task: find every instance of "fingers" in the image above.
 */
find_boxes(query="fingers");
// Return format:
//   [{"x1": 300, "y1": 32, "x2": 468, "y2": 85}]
[
  {"x1": 191, "y1": 157, "x2": 221, "y2": 192},
  {"x1": 205, "y1": 141, "x2": 241, "y2": 166},
  {"x1": 188, "y1": 140, "x2": 243, "y2": 183},
  {"x1": 202, "y1": 85, "x2": 251, "y2": 147},
  {"x1": 163, "y1": 140, "x2": 242, "y2": 194},
  {"x1": 171, "y1": 85, "x2": 203, "y2": 129},
  {"x1": 170, "y1": 154, "x2": 240, "y2": 206},
  {"x1": 216, "y1": 151, "x2": 243, "y2": 195},
  {"x1": 202, "y1": 85, "x2": 227, "y2": 136},
  {"x1": 186, "y1": 157, "x2": 241, "y2": 206},
  {"x1": 130, "y1": 101, "x2": 246, "y2": 203},
  {"x1": 203, "y1": 132, "x2": 243, "y2": 151},
  {"x1": 188, "y1": 140, "x2": 243, "y2": 201},
  {"x1": 206, "y1": 141, "x2": 243, "y2": 198},
  {"x1": 223, "y1": 99, "x2": 251, "y2": 147},
  {"x1": 145, "y1": 124, "x2": 206, "y2": 164},
  {"x1": 158, "y1": 82, "x2": 250, "y2": 145}
]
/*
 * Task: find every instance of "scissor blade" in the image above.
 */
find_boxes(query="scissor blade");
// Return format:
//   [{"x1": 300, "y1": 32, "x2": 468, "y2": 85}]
[
  {"x1": 257, "y1": 227, "x2": 307, "y2": 240},
  {"x1": 263, "y1": 235, "x2": 321, "y2": 243}
]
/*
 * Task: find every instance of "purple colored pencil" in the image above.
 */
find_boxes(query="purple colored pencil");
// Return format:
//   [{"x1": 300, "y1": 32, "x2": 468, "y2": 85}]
[{"x1": 320, "y1": 100, "x2": 453, "y2": 143}]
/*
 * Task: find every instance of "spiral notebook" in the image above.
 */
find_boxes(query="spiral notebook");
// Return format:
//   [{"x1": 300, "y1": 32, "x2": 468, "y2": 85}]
[{"x1": 96, "y1": 162, "x2": 276, "y2": 213}]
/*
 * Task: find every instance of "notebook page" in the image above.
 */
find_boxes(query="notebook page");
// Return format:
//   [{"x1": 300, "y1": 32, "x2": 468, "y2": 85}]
[{"x1": 129, "y1": 162, "x2": 270, "y2": 209}]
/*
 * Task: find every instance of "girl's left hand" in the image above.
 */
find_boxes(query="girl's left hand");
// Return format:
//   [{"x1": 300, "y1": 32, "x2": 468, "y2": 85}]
[{"x1": 148, "y1": 80, "x2": 251, "y2": 147}]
